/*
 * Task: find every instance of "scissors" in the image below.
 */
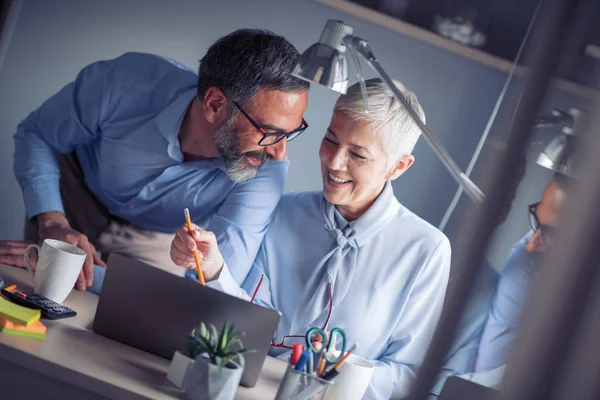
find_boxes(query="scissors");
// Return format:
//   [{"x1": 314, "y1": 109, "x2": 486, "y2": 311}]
[{"x1": 305, "y1": 327, "x2": 347, "y2": 364}]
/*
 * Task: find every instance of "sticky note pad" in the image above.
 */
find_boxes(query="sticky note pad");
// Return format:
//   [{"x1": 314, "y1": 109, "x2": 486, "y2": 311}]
[
  {"x1": 0, "y1": 317, "x2": 46, "y2": 341},
  {"x1": 0, "y1": 326, "x2": 45, "y2": 340},
  {"x1": 0, "y1": 297, "x2": 41, "y2": 326},
  {"x1": 0, "y1": 318, "x2": 46, "y2": 334}
]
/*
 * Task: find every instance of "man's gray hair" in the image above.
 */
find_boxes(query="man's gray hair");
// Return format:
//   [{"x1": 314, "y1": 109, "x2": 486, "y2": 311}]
[{"x1": 334, "y1": 78, "x2": 426, "y2": 164}]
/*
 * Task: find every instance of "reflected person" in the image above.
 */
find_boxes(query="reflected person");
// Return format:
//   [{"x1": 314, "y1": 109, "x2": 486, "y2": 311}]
[
  {"x1": 430, "y1": 147, "x2": 527, "y2": 395},
  {"x1": 475, "y1": 174, "x2": 572, "y2": 372}
]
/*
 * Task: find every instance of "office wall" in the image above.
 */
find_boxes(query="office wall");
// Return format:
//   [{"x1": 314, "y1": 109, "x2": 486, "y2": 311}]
[
  {"x1": 0, "y1": 0, "x2": 502, "y2": 238},
  {"x1": 0, "y1": 0, "x2": 587, "y2": 268}
]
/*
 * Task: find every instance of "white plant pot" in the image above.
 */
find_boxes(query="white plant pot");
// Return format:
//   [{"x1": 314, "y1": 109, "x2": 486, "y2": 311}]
[
  {"x1": 185, "y1": 355, "x2": 244, "y2": 400},
  {"x1": 167, "y1": 351, "x2": 196, "y2": 390}
]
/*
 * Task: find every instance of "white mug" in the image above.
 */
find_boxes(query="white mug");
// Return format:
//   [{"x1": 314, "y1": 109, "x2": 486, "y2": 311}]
[
  {"x1": 24, "y1": 239, "x2": 87, "y2": 304},
  {"x1": 323, "y1": 353, "x2": 374, "y2": 400}
]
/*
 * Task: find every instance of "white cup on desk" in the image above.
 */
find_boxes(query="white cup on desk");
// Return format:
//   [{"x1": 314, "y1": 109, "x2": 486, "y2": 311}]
[
  {"x1": 24, "y1": 239, "x2": 86, "y2": 303},
  {"x1": 323, "y1": 353, "x2": 374, "y2": 400}
]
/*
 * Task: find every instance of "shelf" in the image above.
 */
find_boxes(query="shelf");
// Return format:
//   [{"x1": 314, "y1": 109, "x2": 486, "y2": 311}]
[{"x1": 314, "y1": 0, "x2": 599, "y2": 99}]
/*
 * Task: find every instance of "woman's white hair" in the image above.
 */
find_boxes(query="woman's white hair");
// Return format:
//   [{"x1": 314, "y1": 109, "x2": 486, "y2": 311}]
[{"x1": 334, "y1": 78, "x2": 426, "y2": 165}]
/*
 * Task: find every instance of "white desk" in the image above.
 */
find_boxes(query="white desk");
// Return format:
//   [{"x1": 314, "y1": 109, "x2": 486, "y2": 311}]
[{"x1": 0, "y1": 264, "x2": 287, "y2": 399}]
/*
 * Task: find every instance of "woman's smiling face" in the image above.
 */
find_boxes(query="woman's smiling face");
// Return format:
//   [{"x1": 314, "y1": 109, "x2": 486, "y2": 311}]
[{"x1": 319, "y1": 111, "x2": 413, "y2": 221}]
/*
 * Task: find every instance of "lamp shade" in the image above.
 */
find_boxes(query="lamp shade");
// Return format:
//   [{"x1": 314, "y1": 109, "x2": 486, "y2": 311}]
[
  {"x1": 537, "y1": 133, "x2": 577, "y2": 177},
  {"x1": 292, "y1": 43, "x2": 349, "y2": 93},
  {"x1": 292, "y1": 20, "x2": 353, "y2": 94},
  {"x1": 536, "y1": 108, "x2": 585, "y2": 178}
]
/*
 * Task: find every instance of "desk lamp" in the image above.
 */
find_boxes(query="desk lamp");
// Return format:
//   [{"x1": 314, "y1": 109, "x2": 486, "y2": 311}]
[{"x1": 293, "y1": 19, "x2": 485, "y2": 203}]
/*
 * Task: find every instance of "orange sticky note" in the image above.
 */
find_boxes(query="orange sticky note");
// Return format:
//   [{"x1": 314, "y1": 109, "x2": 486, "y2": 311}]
[{"x1": 0, "y1": 317, "x2": 46, "y2": 334}]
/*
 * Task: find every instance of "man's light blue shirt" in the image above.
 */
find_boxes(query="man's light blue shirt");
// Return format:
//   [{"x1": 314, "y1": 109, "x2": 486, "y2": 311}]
[
  {"x1": 13, "y1": 52, "x2": 288, "y2": 282},
  {"x1": 475, "y1": 232, "x2": 535, "y2": 372},
  {"x1": 202, "y1": 185, "x2": 452, "y2": 399}
]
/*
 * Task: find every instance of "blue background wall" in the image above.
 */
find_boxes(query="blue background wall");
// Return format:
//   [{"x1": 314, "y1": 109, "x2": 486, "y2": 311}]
[{"x1": 0, "y1": 0, "x2": 590, "y2": 267}]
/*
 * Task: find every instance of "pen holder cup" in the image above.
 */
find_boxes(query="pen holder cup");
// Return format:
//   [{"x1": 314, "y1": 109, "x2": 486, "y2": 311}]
[{"x1": 275, "y1": 365, "x2": 332, "y2": 400}]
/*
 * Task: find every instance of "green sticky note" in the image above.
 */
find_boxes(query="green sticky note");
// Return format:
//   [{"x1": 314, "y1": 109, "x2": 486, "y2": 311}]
[{"x1": 0, "y1": 297, "x2": 41, "y2": 326}]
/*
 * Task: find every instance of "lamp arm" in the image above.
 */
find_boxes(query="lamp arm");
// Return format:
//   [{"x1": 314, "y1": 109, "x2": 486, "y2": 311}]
[{"x1": 343, "y1": 35, "x2": 485, "y2": 204}]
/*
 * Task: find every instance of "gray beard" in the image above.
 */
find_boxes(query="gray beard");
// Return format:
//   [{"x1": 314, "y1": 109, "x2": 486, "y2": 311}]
[{"x1": 212, "y1": 117, "x2": 272, "y2": 183}]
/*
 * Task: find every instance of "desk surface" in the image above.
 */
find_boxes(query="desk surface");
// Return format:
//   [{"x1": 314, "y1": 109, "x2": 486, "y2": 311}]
[{"x1": 0, "y1": 264, "x2": 287, "y2": 399}]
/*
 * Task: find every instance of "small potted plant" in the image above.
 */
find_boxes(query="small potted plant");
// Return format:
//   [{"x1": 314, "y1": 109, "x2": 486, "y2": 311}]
[{"x1": 167, "y1": 320, "x2": 249, "y2": 400}]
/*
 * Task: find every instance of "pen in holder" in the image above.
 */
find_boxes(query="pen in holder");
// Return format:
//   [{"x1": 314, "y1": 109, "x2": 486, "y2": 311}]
[{"x1": 275, "y1": 365, "x2": 332, "y2": 400}]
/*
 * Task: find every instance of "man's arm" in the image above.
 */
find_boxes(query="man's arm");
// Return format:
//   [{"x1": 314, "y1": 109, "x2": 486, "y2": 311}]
[
  {"x1": 366, "y1": 238, "x2": 452, "y2": 399},
  {"x1": 475, "y1": 234, "x2": 536, "y2": 372},
  {"x1": 14, "y1": 59, "x2": 115, "y2": 219},
  {"x1": 204, "y1": 160, "x2": 288, "y2": 284},
  {"x1": 13, "y1": 58, "x2": 117, "y2": 289}
]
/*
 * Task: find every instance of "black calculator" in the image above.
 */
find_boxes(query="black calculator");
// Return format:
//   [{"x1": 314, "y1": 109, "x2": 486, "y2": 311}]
[{"x1": 1, "y1": 287, "x2": 77, "y2": 320}]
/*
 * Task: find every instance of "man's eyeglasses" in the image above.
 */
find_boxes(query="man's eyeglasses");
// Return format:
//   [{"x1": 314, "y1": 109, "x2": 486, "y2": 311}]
[
  {"x1": 528, "y1": 202, "x2": 555, "y2": 246},
  {"x1": 232, "y1": 101, "x2": 308, "y2": 146}
]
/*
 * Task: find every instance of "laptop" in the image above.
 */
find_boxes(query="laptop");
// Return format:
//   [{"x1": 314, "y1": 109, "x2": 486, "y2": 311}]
[
  {"x1": 92, "y1": 253, "x2": 281, "y2": 388},
  {"x1": 438, "y1": 376, "x2": 500, "y2": 400}
]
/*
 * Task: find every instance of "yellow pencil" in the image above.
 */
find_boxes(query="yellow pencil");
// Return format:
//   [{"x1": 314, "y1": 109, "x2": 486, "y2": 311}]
[{"x1": 184, "y1": 208, "x2": 206, "y2": 286}]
